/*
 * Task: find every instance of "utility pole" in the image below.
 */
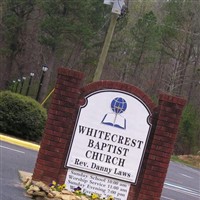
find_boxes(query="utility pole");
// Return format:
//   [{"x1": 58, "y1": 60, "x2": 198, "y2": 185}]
[
  {"x1": 93, "y1": 13, "x2": 118, "y2": 81},
  {"x1": 93, "y1": 0, "x2": 127, "y2": 82}
]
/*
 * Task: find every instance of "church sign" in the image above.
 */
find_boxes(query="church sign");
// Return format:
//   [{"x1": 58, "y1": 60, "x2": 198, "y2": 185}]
[
  {"x1": 32, "y1": 68, "x2": 187, "y2": 200},
  {"x1": 65, "y1": 89, "x2": 152, "y2": 184},
  {"x1": 65, "y1": 168, "x2": 130, "y2": 199}
]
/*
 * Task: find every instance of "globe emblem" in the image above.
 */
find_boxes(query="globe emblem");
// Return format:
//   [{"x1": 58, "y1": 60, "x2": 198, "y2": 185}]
[
  {"x1": 102, "y1": 97, "x2": 127, "y2": 129},
  {"x1": 111, "y1": 97, "x2": 127, "y2": 114}
]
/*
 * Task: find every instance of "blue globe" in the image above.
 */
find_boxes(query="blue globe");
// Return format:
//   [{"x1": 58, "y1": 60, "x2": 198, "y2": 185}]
[{"x1": 111, "y1": 97, "x2": 127, "y2": 114}]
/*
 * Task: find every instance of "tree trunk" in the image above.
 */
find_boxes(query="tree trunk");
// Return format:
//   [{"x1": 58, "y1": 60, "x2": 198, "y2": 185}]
[
  {"x1": 188, "y1": 45, "x2": 200, "y2": 103},
  {"x1": 177, "y1": 34, "x2": 193, "y2": 95},
  {"x1": 1, "y1": 53, "x2": 15, "y2": 89},
  {"x1": 132, "y1": 37, "x2": 146, "y2": 80},
  {"x1": 148, "y1": 50, "x2": 164, "y2": 95},
  {"x1": 67, "y1": 41, "x2": 83, "y2": 69},
  {"x1": 38, "y1": 51, "x2": 56, "y2": 103},
  {"x1": 120, "y1": 63, "x2": 130, "y2": 82}
]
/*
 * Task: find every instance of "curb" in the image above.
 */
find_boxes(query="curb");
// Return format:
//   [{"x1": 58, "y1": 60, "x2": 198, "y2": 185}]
[{"x1": 0, "y1": 134, "x2": 40, "y2": 151}]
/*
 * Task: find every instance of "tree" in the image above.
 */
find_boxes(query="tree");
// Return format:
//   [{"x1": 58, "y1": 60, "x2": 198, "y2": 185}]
[
  {"x1": 0, "y1": 0, "x2": 35, "y2": 89},
  {"x1": 129, "y1": 11, "x2": 161, "y2": 85},
  {"x1": 159, "y1": 0, "x2": 200, "y2": 96},
  {"x1": 36, "y1": 0, "x2": 109, "y2": 101},
  {"x1": 176, "y1": 104, "x2": 200, "y2": 154}
]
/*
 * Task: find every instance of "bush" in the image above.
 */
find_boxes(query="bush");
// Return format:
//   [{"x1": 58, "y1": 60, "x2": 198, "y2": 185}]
[
  {"x1": 175, "y1": 104, "x2": 200, "y2": 155},
  {"x1": 0, "y1": 91, "x2": 47, "y2": 141}
]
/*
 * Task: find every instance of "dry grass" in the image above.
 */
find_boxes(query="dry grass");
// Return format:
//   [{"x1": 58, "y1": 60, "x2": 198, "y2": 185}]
[{"x1": 171, "y1": 155, "x2": 200, "y2": 169}]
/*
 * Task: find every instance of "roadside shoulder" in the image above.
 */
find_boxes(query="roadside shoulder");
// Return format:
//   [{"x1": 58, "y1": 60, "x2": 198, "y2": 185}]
[{"x1": 0, "y1": 134, "x2": 40, "y2": 151}]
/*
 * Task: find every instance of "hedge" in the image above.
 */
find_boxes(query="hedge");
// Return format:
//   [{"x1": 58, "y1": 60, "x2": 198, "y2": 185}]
[{"x1": 0, "y1": 91, "x2": 47, "y2": 141}]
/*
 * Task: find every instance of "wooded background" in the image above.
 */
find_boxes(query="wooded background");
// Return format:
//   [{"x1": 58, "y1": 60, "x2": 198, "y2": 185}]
[{"x1": 0, "y1": 0, "x2": 199, "y2": 155}]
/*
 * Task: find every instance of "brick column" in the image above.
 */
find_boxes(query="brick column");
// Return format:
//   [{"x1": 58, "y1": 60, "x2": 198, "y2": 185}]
[
  {"x1": 136, "y1": 93, "x2": 186, "y2": 200},
  {"x1": 32, "y1": 68, "x2": 84, "y2": 184}
]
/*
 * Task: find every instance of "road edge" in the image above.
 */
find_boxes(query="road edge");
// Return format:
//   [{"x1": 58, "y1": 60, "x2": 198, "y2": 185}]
[{"x1": 0, "y1": 134, "x2": 40, "y2": 151}]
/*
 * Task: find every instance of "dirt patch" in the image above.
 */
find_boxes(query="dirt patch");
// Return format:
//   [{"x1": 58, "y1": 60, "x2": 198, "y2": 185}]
[{"x1": 177, "y1": 155, "x2": 200, "y2": 169}]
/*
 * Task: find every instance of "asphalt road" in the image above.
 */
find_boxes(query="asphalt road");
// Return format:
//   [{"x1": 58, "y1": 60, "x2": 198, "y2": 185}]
[
  {"x1": 161, "y1": 162, "x2": 200, "y2": 200},
  {"x1": 0, "y1": 141, "x2": 199, "y2": 200},
  {"x1": 0, "y1": 141, "x2": 37, "y2": 200}
]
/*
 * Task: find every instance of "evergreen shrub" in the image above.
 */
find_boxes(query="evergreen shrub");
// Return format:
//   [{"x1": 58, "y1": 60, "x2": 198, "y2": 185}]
[
  {"x1": 175, "y1": 104, "x2": 200, "y2": 154},
  {"x1": 0, "y1": 91, "x2": 47, "y2": 141}
]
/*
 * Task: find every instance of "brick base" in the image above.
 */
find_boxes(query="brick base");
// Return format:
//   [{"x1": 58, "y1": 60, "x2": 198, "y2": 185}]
[{"x1": 32, "y1": 68, "x2": 186, "y2": 199}]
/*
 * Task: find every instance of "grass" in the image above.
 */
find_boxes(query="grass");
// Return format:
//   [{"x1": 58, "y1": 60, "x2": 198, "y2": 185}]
[{"x1": 171, "y1": 155, "x2": 200, "y2": 169}]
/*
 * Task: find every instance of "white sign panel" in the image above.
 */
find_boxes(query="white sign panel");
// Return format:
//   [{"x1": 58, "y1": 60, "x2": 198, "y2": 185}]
[
  {"x1": 66, "y1": 90, "x2": 151, "y2": 184},
  {"x1": 65, "y1": 169, "x2": 130, "y2": 200}
]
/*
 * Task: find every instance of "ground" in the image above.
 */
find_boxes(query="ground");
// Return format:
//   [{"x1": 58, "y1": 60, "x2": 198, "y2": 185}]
[{"x1": 171, "y1": 155, "x2": 200, "y2": 169}]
